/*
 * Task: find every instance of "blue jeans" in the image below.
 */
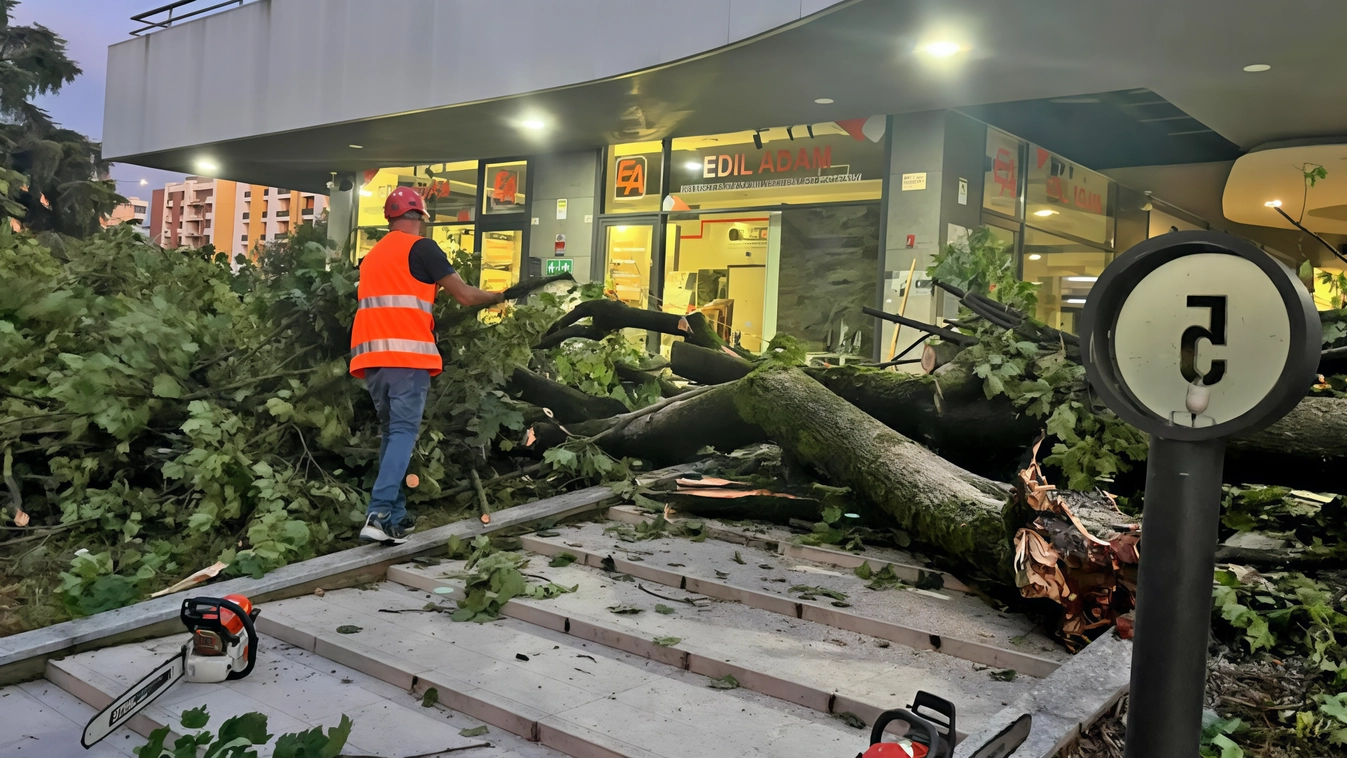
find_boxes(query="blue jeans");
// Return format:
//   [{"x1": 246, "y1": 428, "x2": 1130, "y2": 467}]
[{"x1": 364, "y1": 367, "x2": 431, "y2": 526}]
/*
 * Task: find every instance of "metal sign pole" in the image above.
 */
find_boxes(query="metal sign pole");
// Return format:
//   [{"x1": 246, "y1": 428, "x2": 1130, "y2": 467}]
[
  {"x1": 1123, "y1": 437, "x2": 1226, "y2": 757},
  {"x1": 1078, "y1": 231, "x2": 1319, "y2": 758}
]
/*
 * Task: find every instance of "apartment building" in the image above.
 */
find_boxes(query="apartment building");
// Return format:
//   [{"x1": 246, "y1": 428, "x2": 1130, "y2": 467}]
[
  {"x1": 102, "y1": 196, "x2": 149, "y2": 228},
  {"x1": 149, "y1": 177, "x2": 327, "y2": 258}
]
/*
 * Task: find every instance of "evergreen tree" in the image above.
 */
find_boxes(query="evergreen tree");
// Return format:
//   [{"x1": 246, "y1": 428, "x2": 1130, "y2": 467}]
[{"x1": 0, "y1": 0, "x2": 122, "y2": 238}]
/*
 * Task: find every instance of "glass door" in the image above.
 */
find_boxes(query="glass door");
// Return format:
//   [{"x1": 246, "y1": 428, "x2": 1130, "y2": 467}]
[
  {"x1": 598, "y1": 219, "x2": 656, "y2": 308},
  {"x1": 662, "y1": 213, "x2": 772, "y2": 353}
]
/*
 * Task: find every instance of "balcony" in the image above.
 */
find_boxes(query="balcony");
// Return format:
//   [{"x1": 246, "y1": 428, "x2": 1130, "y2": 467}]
[{"x1": 276, "y1": 210, "x2": 289, "y2": 219}]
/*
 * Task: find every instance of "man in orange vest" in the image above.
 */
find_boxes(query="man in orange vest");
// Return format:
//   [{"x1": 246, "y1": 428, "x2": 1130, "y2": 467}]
[{"x1": 349, "y1": 187, "x2": 502, "y2": 544}]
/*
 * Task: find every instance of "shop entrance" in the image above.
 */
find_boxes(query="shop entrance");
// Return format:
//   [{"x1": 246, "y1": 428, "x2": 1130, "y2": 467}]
[{"x1": 598, "y1": 218, "x2": 656, "y2": 309}]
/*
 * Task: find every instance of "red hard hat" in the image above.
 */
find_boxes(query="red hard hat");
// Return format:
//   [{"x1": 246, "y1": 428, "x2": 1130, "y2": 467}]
[{"x1": 384, "y1": 186, "x2": 428, "y2": 221}]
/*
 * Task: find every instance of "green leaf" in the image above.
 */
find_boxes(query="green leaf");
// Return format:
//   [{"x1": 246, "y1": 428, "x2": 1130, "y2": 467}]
[
  {"x1": 335, "y1": 625, "x2": 362, "y2": 634},
  {"x1": 180, "y1": 705, "x2": 210, "y2": 730},
  {"x1": 708, "y1": 674, "x2": 740, "y2": 690},
  {"x1": 134, "y1": 726, "x2": 172, "y2": 758},
  {"x1": 655, "y1": 604, "x2": 675, "y2": 615},
  {"x1": 459, "y1": 726, "x2": 490, "y2": 738},
  {"x1": 989, "y1": 669, "x2": 1017, "y2": 682},
  {"x1": 421, "y1": 687, "x2": 439, "y2": 707},
  {"x1": 653, "y1": 636, "x2": 682, "y2": 647},
  {"x1": 206, "y1": 712, "x2": 272, "y2": 756},
  {"x1": 549, "y1": 552, "x2": 577, "y2": 568},
  {"x1": 854, "y1": 562, "x2": 873, "y2": 580},
  {"x1": 152, "y1": 373, "x2": 183, "y2": 399},
  {"x1": 607, "y1": 604, "x2": 642, "y2": 615}
]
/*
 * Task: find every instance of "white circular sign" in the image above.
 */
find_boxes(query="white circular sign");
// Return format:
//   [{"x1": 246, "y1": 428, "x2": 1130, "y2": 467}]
[{"x1": 1113, "y1": 253, "x2": 1290, "y2": 428}]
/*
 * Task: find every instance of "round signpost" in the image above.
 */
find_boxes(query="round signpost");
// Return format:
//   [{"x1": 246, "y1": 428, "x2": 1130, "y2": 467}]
[{"x1": 1080, "y1": 231, "x2": 1320, "y2": 758}]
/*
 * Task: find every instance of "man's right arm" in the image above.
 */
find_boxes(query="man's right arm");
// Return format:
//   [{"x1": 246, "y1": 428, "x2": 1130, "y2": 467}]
[{"x1": 437, "y1": 273, "x2": 504, "y2": 307}]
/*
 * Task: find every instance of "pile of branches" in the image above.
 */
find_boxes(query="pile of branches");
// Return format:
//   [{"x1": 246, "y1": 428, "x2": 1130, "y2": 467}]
[{"x1": 0, "y1": 223, "x2": 615, "y2": 633}]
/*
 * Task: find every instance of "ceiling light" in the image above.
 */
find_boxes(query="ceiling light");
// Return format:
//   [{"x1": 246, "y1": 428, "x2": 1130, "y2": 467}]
[
  {"x1": 1243, "y1": 63, "x2": 1271, "y2": 72},
  {"x1": 1066, "y1": 276, "x2": 1099, "y2": 283},
  {"x1": 359, "y1": 189, "x2": 373, "y2": 197},
  {"x1": 139, "y1": 178, "x2": 148, "y2": 186},
  {"x1": 1033, "y1": 209, "x2": 1058, "y2": 217},
  {"x1": 1264, "y1": 199, "x2": 1282, "y2": 207},
  {"x1": 814, "y1": 98, "x2": 834, "y2": 104},
  {"x1": 1066, "y1": 298, "x2": 1087, "y2": 304},
  {"x1": 348, "y1": 144, "x2": 363, "y2": 149},
  {"x1": 519, "y1": 118, "x2": 546, "y2": 130},
  {"x1": 685, "y1": 161, "x2": 702, "y2": 171},
  {"x1": 195, "y1": 159, "x2": 219, "y2": 174},
  {"x1": 916, "y1": 41, "x2": 965, "y2": 58},
  {"x1": 1028, "y1": 254, "x2": 1042, "y2": 261}
]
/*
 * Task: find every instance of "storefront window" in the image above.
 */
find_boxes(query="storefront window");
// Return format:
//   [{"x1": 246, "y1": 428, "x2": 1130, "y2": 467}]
[
  {"x1": 666, "y1": 119, "x2": 885, "y2": 211},
  {"x1": 482, "y1": 161, "x2": 528, "y2": 215},
  {"x1": 661, "y1": 213, "x2": 772, "y2": 353},
  {"x1": 983, "y1": 128, "x2": 1023, "y2": 220},
  {"x1": 479, "y1": 230, "x2": 523, "y2": 292},
  {"x1": 605, "y1": 141, "x2": 663, "y2": 214},
  {"x1": 1021, "y1": 227, "x2": 1113, "y2": 334},
  {"x1": 358, "y1": 161, "x2": 478, "y2": 227},
  {"x1": 1025, "y1": 146, "x2": 1115, "y2": 246},
  {"x1": 603, "y1": 224, "x2": 653, "y2": 307}
]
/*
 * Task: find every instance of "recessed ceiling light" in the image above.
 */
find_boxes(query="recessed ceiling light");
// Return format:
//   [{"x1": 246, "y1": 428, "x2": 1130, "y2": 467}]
[
  {"x1": 916, "y1": 41, "x2": 965, "y2": 58},
  {"x1": 348, "y1": 144, "x2": 363, "y2": 149},
  {"x1": 520, "y1": 118, "x2": 546, "y2": 130},
  {"x1": 1264, "y1": 199, "x2": 1283, "y2": 207},
  {"x1": 1066, "y1": 276, "x2": 1099, "y2": 283},
  {"x1": 195, "y1": 159, "x2": 219, "y2": 174},
  {"x1": 1028, "y1": 254, "x2": 1042, "y2": 261},
  {"x1": 1243, "y1": 63, "x2": 1271, "y2": 72},
  {"x1": 1033, "y1": 209, "x2": 1058, "y2": 217},
  {"x1": 1066, "y1": 298, "x2": 1088, "y2": 304},
  {"x1": 814, "y1": 98, "x2": 834, "y2": 104}
]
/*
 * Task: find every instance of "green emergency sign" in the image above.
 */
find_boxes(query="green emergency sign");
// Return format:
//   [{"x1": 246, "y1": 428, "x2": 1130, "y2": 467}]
[{"x1": 546, "y1": 258, "x2": 574, "y2": 276}]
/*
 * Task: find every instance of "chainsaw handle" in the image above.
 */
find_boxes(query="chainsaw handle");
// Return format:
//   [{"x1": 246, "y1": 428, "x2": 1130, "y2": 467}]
[
  {"x1": 181, "y1": 597, "x2": 259, "y2": 681},
  {"x1": 869, "y1": 709, "x2": 944, "y2": 758}
]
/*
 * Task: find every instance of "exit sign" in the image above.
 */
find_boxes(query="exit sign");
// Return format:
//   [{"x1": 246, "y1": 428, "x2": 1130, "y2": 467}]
[{"x1": 546, "y1": 258, "x2": 573, "y2": 276}]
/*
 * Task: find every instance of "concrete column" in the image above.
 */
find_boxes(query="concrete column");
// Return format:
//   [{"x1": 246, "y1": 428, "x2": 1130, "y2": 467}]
[
  {"x1": 528, "y1": 151, "x2": 600, "y2": 282},
  {"x1": 879, "y1": 110, "x2": 989, "y2": 364},
  {"x1": 327, "y1": 175, "x2": 356, "y2": 259}
]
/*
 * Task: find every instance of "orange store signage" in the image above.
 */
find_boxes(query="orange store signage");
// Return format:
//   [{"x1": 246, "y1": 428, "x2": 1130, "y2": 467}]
[{"x1": 615, "y1": 157, "x2": 647, "y2": 198}]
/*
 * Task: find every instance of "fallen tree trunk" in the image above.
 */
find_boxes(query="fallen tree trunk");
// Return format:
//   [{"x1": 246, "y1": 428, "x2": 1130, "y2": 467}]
[
  {"x1": 670, "y1": 340, "x2": 753, "y2": 385},
  {"x1": 506, "y1": 367, "x2": 627, "y2": 423},
  {"x1": 733, "y1": 365, "x2": 1017, "y2": 584},
  {"x1": 535, "y1": 299, "x2": 732, "y2": 352}
]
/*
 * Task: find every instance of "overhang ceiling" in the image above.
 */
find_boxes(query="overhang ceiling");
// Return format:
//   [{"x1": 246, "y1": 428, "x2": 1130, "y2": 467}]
[
  {"x1": 1224, "y1": 143, "x2": 1347, "y2": 236},
  {"x1": 111, "y1": 0, "x2": 1347, "y2": 194}
]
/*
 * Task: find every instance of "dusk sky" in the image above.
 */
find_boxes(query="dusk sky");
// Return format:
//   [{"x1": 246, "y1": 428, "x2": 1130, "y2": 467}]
[{"x1": 14, "y1": 0, "x2": 188, "y2": 200}]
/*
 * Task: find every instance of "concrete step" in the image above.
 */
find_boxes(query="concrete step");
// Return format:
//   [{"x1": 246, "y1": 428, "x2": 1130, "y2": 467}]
[
  {"x1": 519, "y1": 520, "x2": 1066, "y2": 677},
  {"x1": 386, "y1": 554, "x2": 1031, "y2": 735},
  {"x1": 255, "y1": 585, "x2": 861, "y2": 758},
  {"x1": 44, "y1": 632, "x2": 559, "y2": 758},
  {"x1": 0, "y1": 679, "x2": 142, "y2": 757},
  {"x1": 604, "y1": 505, "x2": 970, "y2": 593}
]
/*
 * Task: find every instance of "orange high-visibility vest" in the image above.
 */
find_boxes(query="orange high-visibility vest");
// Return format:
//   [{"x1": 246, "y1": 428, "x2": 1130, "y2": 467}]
[{"x1": 349, "y1": 231, "x2": 441, "y2": 378}]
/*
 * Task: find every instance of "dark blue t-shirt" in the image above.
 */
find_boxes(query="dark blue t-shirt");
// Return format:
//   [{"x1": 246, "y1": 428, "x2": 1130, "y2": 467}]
[{"x1": 408, "y1": 238, "x2": 456, "y2": 284}]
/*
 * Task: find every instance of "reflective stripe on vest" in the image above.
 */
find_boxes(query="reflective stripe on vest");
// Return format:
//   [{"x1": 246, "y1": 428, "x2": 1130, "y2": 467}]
[
  {"x1": 350, "y1": 338, "x2": 440, "y2": 357},
  {"x1": 358, "y1": 295, "x2": 433, "y2": 313}
]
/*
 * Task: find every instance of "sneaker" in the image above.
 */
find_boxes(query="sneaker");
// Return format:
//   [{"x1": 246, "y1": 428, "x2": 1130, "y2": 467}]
[
  {"x1": 360, "y1": 513, "x2": 408, "y2": 545},
  {"x1": 398, "y1": 517, "x2": 417, "y2": 535}
]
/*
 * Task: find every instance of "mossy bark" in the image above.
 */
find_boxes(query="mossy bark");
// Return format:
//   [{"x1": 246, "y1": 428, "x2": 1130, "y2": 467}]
[{"x1": 734, "y1": 365, "x2": 1016, "y2": 584}]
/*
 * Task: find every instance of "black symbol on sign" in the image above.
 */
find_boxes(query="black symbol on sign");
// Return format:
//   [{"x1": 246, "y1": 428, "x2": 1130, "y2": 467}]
[{"x1": 1180, "y1": 295, "x2": 1227, "y2": 385}]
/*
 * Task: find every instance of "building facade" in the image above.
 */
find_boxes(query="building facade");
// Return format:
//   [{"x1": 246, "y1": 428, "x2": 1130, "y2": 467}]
[
  {"x1": 105, "y1": 0, "x2": 1347, "y2": 361},
  {"x1": 102, "y1": 196, "x2": 149, "y2": 228},
  {"x1": 148, "y1": 178, "x2": 327, "y2": 258}
]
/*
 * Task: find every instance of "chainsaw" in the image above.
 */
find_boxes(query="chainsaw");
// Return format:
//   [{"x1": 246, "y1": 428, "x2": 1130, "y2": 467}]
[
  {"x1": 81, "y1": 595, "x2": 260, "y2": 748},
  {"x1": 857, "y1": 691, "x2": 1032, "y2": 758}
]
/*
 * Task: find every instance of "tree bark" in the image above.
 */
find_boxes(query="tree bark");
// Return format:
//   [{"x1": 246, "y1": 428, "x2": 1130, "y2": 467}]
[
  {"x1": 670, "y1": 340, "x2": 753, "y2": 385},
  {"x1": 734, "y1": 366, "x2": 1016, "y2": 584},
  {"x1": 505, "y1": 367, "x2": 627, "y2": 424}
]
